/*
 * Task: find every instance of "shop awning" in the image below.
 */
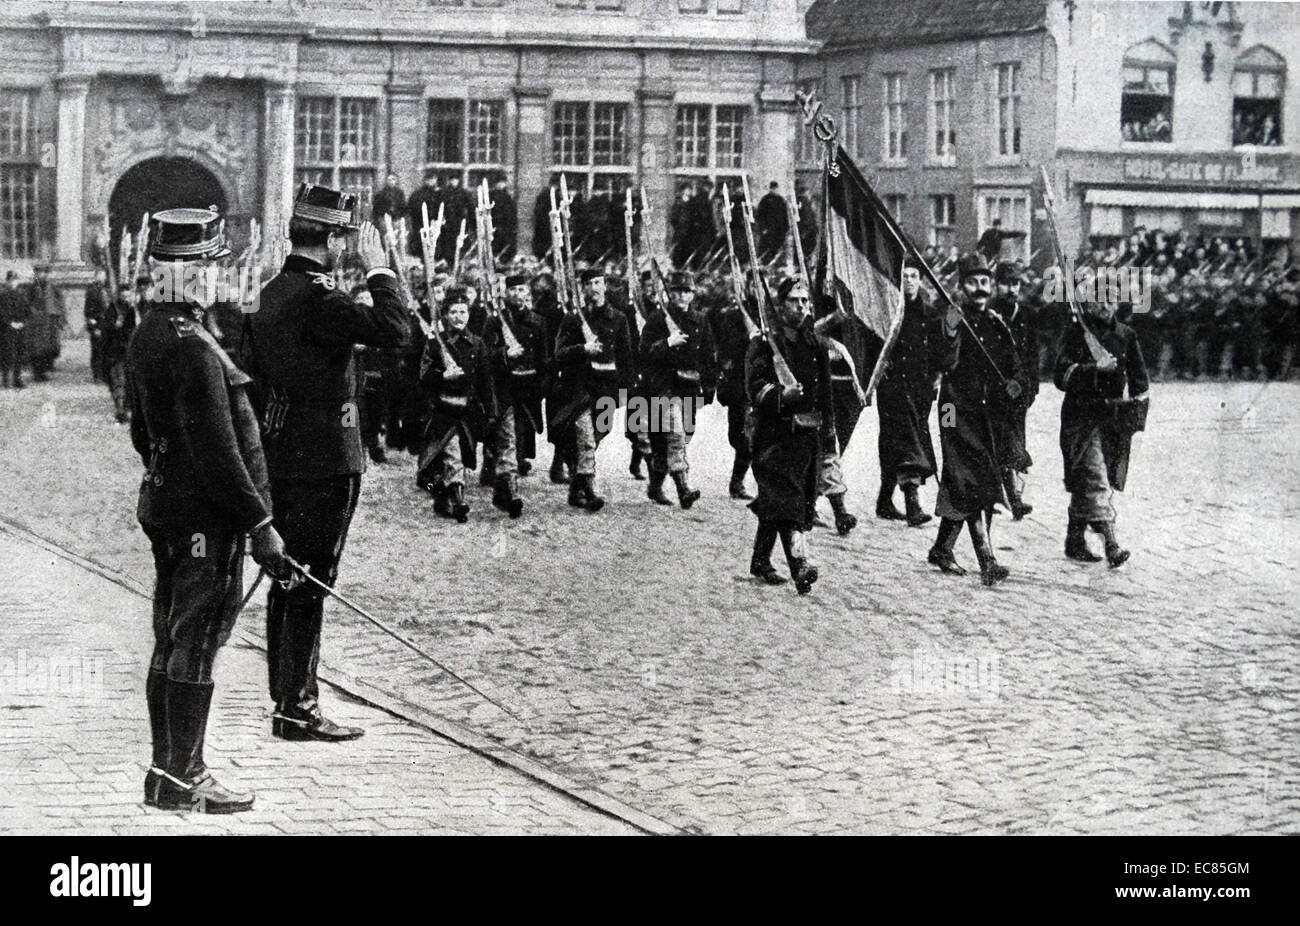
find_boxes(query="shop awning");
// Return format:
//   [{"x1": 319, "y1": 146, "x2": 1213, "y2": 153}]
[{"x1": 1084, "y1": 189, "x2": 1262, "y2": 209}]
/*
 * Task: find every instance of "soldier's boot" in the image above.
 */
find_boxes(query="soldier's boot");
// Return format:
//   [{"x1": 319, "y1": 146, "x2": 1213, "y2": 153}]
[
  {"x1": 367, "y1": 443, "x2": 387, "y2": 464},
  {"x1": 968, "y1": 514, "x2": 1009, "y2": 587},
  {"x1": 1003, "y1": 469, "x2": 1032, "y2": 520},
  {"x1": 875, "y1": 478, "x2": 906, "y2": 521},
  {"x1": 518, "y1": 458, "x2": 532, "y2": 477},
  {"x1": 749, "y1": 522, "x2": 786, "y2": 585},
  {"x1": 628, "y1": 448, "x2": 646, "y2": 481},
  {"x1": 1091, "y1": 520, "x2": 1130, "y2": 569},
  {"x1": 779, "y1": 526, "x2": 819, "y2": 595},
  {"x1": 449, "y1": 483, "x2": 470, "y2": 523},
  {"x1": 647, "y1": 469, "x2": 673, "y2": 505},
  {"x1": 143, "y1": 669, "x2": 168, "y2": 807},
  {"x1": 154, "y1": 680, "x2": 253, "y2": 814},
  {"x1": 492, "y1": 474, "x2": 524, "y2": 519},
  {"x1": 549, "y1": 452, "x2": 570, "y2": 485},
  {"x1": 903, "y1": 484, "x2": 932, "y2": 527},
  {"x1": 432, "y1": 483, "x2": 452, "y2": 518},
  {"x1": 827, "y1": 493, "x2": 857, "y2": 536},
  {"x1": 1064, "y1": 516, "x2": 1102, "y2": 562},
  {"x1": 927, "y1": 518, "x2": 968, "y2": 576},
  {"x1": 671, "y1": 472, "x2": 701, "y2": 510},
  {"x1": 578, "y1": 475, "x2": 605, "y2": 512},
  {"x1": 728, "y1": 456, "x2": 753, "y2": 500}
]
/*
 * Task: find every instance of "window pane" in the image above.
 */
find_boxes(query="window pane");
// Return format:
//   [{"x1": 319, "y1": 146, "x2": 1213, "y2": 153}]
[
  {"x1": 338, "y1": 168, "x2": 375, "y2": 213},
  {"x1": 675, "y1": 104, "x2": 709, "y2": 169},
  {"x1": 553, "y1": 102, "x2": 588, "y2": 166},
  {"x1": 715, "y1": 105, "x2": 746, "y2": 169},
  {"x1": 0, "y1": 90, "x2": 35, "y2": 159},
  {"x1": 466, "y1": 99, "x2": 503, "y2": 165},
  {"x1": 338, "y1": 98, "x2": 375, "y2": 163},
  {"x1": 678, "y1": 0, "x2": 707, "y2": 10},
  {"x1": 295, "y1": 97, "x2": 334, "y2": 163},
  {"x1": 717, "y1": 0, "x2": 743, "y2": 11},
  {"x1": 0, "y1": 164, "x2": 38, "y2": 258},
  {"x1": 592, "y1": 102, "x2": 627, "y2": 166},
  {"x1": 1146, "y1": 69, "x2": 1169, "y2": 94},
  {"x1": 591, "y1": 172, "x2": 631, "y2": 199},
  {"x1": 427, "y1": 99, "x2": 464, "y2": 164},
  {"x1": 1259, "y1": 72, "x2": 1282, "y2": 98}
]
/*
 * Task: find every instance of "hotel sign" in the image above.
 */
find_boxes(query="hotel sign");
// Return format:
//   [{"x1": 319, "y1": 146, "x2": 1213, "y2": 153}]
[{"x1": 1123, "y1": 153, "x2": 1285, "y2": 185}]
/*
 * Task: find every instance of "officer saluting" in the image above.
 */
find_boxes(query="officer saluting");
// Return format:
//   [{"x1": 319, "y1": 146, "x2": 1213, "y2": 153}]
[
  {"x1": 128, "y1": 208, "x2": 294, "y2": 813},
  {"x1": 240, "y1": 185, "x2": 407, "y2": 742}
]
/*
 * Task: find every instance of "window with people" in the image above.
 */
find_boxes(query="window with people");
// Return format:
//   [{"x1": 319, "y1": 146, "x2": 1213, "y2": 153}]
[
  {"x1": 1232, "y1": 46, "x2": 1285, "y2": 147},
  {"x1": 1120, "y1": 40, "x2": 1175, "y2": 143}
]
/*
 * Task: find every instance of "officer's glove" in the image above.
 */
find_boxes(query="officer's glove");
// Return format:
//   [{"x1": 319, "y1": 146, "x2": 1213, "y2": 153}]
[
  {"x1": 250, "y1": 522, "x2": 297, "y2": 586},
  {"x1": 667, "y1": 332, "x2": 688, "y2": 348}
]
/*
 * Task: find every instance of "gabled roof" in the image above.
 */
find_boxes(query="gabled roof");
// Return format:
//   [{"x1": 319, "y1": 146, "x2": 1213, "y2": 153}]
[{"x1": 806, "y1": 0, "x2": 1048, "y2": 51}]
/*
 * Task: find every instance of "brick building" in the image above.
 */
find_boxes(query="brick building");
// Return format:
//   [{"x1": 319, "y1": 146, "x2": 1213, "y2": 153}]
[{"x1": 0, "y1": 0, "x2": 816, "y2": 314}]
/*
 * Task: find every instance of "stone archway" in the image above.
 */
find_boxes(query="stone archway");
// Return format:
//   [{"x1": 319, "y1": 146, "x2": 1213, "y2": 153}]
[{"x1": 107, "y1": 156, "x2": 228, "y2": 262}]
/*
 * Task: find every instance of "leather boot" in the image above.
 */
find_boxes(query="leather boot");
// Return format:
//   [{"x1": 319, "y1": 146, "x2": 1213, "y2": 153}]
[
  {"x1": 1065, "y1": 516, "x2": 1102, "y2": 562},
  {"x1": 432, "y1": 483, "x2": 451, "y2": 517},
  {"x1": 779, "y1": 526, "x2": 819, "y2": 594},
  {"x1": 450, "y1": 482, "x2": 470, "y2": 522},
  {"x1": 1003, "y1": 469, "x2": 1032, "y2": 520},
  {"x1": 549, "y1": 452, "x2": 570, "y2": 484},
  {"x1": 493, "y1": 473, "x2": 524, "y2": 518},
  {"x1": 1091, "y1": 520, "x2": 1130, "y2": 568},
  {"x1": 154, "y1": 679, "x2": 254, "y2": 814},
  {"x1": 579, "y1": 474, "x2": 605, "y2": 512},
  {"x1": 144, "y1": 669, "x2": 168, "y2": 806},
  {"x1": 750, "y1": 522, "x2": 786, "y2": 585},
  {"x1": 969, "y1": 515, "x2": 1009, "y2": 587},
  {"x1": 671, "y1": 471, "x2": 700, "y2": 510},
  {"x1": 927, "y1": 518, "x2": 967, "y2": 575},
  {"x1": 647, "y1": 469, "x2": 672, "y2": 505},
  {"x1": 827, "y1": 493, "x2": 857, "y2": 535},
  {"x1": 903, "y1": 484, "x2": 932, "y2": 527},
  {"x1": 729, "y1": 456, "x2": 753, "y2": 500},
  {"x1": 628, "y1": 448, "x2": 646, "y2": 480},
  {"x1": 875, "y1": 481, "x2": 906, "y2": 520}
]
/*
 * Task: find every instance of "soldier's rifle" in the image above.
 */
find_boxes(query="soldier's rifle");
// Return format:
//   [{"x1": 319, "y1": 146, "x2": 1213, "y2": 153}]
[
  {"x1": 419, "y1": 201, "x2": 446, "y2": 317},
  {"x1": 1040, "y1": 166, "x2": 1115, "y2": 366},
  {"x1": 94, "y1": 215, "x2": 119, "y2": 301},
  {"x1": 547, "y1": 189, "x2": 571, "y2": 311},
  {"x1": 451, "y1": 218, "x2": 468, "y2": 281},
  {"x1": 623, "y1": 188, "x2": 647, "y2": 331},
  {"x1": 786, "y1": 193, "x2": 811, "y2": 285},
  {"x1": 739, "y1": 176, "x2": 799, "y2": 390},
  {"x1": 239, "y1": 218, "x2": 262, "y2": 310},
  {"x1": 648, "y1": 257, "x2": 687, "y2": 341},
  {"x1": 557, "y1": 176, "x2": 600, "y2": 347},
  {"x1": 476, "y1": 179, "x2": 525, "y2": 356},
  {"x1": 719, "y1": 184, "x2": 760, "y2": 338},
  {"x1": 132, "y1": 212, "x2": 151, "y2": 287},
  {"x1": 386, "y1": 212, "x2": 460, "y2": 376}
]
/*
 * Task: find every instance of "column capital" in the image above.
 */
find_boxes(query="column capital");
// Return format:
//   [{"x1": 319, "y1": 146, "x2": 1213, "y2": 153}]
[
  {"x1": 514, "y1": 86, "x2": 551, "y2": 104},
  {"x1": 759, "y1": 87, "x2": 798, "y2": 113},
  {"x1": 54, "y1": 72, "x2": 93, "y2": 94},
  {"x1": 638, "y1": 84, "x2": 675, "y2": 106},
  {"x1": 387, "y1": 82, "x2": 424, "y2": 101}
]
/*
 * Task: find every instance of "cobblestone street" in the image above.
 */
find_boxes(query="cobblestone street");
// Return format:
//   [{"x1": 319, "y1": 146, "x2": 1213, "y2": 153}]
[{"x1": 1, "y1": 340, "x2": 1297, "y2": 835}]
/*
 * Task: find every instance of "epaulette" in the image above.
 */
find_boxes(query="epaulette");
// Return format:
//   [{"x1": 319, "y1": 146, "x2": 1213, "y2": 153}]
[{"x1": 168, "y1": 315, "x2": 203, "y2": 339}]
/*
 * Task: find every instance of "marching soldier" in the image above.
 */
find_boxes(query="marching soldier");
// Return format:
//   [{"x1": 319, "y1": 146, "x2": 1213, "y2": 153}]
[
  {"x1": 622, "y1": 269, "x2": 653, "y2": 482},
  {"x1": 0, "y1": 270, "x2": 28, "y2": 389},
  {"x1": 1054, "y1": 298, "x2": 1150, "y2": 567},
  {"x1": 128, "y1": 208, "x2": 294, "y2": 813},
  {"x1": 927, "y1": 253, "x2": 1025, "y2": 587},
  {"x1": 553, "y1": 267, "x2": 634, "y2": 511},
  {"x1": 417, "y1": 287, "x2": 496, "y2": 521},
  {"x1": 711, "y1": 284, "x2": 758, "y2": 499},
  {"x1": 102, "y1": 279, "x2": 138, "y2": 423},
  {"x1": 876, "y1": 258, "x2": 941, "y2": 526},
  {"x1": 745, "y1": 278, "x2": 834, "y2": 594},
  {"x1": 240, "y1": 184, "x2": 408, "y2": 742},
  {"x1": 85, "y1": 268, "x2": 110, "y2": 383},
  {"x1": 813, "y1": 290, "x2": 873, "y2": 535},
  {"x1": 501, "y1": 273, "x2": 550, "y2": 477},
  {"x1": 989, "y1": 261, "x2": 1037, "y2": 519},
  {"x1": 639, "y1": 271, "x2": 716, "y2": 508}
]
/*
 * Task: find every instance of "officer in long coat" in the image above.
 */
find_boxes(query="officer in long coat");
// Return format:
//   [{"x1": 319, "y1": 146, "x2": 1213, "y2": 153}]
[
  {"x1": 240, "y1": 184, "x2": 408, "y2": 742},
  {"x1": 128, "y1": 208, "x2": 293, "y2": 813}
]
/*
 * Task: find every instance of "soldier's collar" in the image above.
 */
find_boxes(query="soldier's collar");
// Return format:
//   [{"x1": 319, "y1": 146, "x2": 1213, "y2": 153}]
[{"x1": 284, "y1": 254, "x2": 327, "y2": 275}]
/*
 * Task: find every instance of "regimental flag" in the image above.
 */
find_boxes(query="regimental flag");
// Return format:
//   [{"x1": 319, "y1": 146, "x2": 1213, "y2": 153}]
[{"x1": 819, "y1": 145, "x2": 910, "y2": 398}]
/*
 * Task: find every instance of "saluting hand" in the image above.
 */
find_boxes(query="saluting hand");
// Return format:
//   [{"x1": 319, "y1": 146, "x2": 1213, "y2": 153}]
[{"x1": 356, "y1": 222, "x2": 387, "y2": 273}]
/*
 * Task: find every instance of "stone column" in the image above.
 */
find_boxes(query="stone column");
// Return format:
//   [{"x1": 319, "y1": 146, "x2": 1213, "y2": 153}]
[
  {"x1": 638, "y1": 85, "x2": 674, "y2": 254},
  {"x1": 262, "y1": 80, "x2": 295, "y2": 264},
  {"x1": 514, "y1": 86, "x2": 550, "y2": 257},
  {"x1": 387, "y1": 82, "x2": 424, "y2": 199},
  {"x1": 757, "y1": 88, "x2": 798, "y2": 208},
  {"x1": 54, "y1": 73, "x2": 91, "y2": 263}
]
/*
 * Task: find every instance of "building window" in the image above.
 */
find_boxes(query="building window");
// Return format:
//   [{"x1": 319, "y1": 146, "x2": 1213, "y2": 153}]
[
  {"x1": 674, "y1": 103, "x2": 746, "y2": 180},
  {"x1": 552, "y1": 101, "x2": 632, "y2": 198},
  {"x1": 979, "y1": 191, "x2": 1030, "y2": 262},
  {"x1": 929, "y1": 68, "x2": 956, "y2": 164},
  {"x1": 883, "y1": 73, "x2": 907, "y2": 162},
  {"x1": 929, "y1": 194, "x2": 954, "y2": 249},
  {"x1": 1262, "y1": 207, "x2": 1291, "y2": 239},
  {"x1": 884, "y1": 194, "x2": 905, "y2": 222},
  {"x1": 717, "y1": 0, "x2": 744, "y2": 11},
  {"x1": 294, "y1": 95, "x2": 378, "y2": 212},
  {"x1": 796, "y1": 78, "x2": 823, "y2": 165},
  {"x1": 995, "y1": 63, "x2": 1022, "y2": 156},
  {"x1": 1120, "y1": 40, "x2": 1175, "y2": 143},
  {"x1": 0, "y1": 88, "x2": 38, "y2": 259},
  {"x1": 425, "y1": 98, "x2": 506, "y2": 187},
  {"x1": 1233, "y1": 46, "x2": 1285, "y2": 146},
  {"x1": 841, "y1": 75, "x2": 862, "y2": 159}
]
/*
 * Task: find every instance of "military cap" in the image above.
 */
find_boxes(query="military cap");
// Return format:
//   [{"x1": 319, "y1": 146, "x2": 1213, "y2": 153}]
[
  {"x1": 149, "y1": 208, "x2": 232, "y2": 262},
  {"x1": 776, "y1": 276, "x2": 807, "y2": 301},
  {"x1": 957, "y1": 252, "x2": 992, "y2": 279},
  {"x1": 505, "y1": 273, "x2": 530, "y2": 288},
  {"x1": 443, "y1": 286, "x2": 470, "y2": 308},
  {"x1": 580, "y1": 267, "x2": 605, "y2": 283},
  {"x1": 668, "y1": 271, "x2": 695, "y2": 292},
  {"x1": 996, "y1": 262, "x2": 1023, "y2": 284},
  {"x1": 291, "y1": 182, "x2": 359, "y2": 231}
]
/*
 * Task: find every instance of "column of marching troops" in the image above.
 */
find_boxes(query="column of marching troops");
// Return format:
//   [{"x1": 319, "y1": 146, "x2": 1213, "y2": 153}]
[{"x1": 61, "y1": 171, "x2": 1161, "y2": 814}]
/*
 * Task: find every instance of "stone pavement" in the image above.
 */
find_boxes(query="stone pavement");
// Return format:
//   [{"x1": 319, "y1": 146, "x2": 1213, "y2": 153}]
[
  {"x1": 0, "y1": 527, "x2": 637, "y2": 835},
  {"x1": 1, "y1": 339, "x2": 1297, "y2": 835}
]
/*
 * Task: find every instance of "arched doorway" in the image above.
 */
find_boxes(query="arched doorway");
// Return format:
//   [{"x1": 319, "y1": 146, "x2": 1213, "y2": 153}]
[{"x1": 107, "y1": 157, "x2": 227, "y2": 261}]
